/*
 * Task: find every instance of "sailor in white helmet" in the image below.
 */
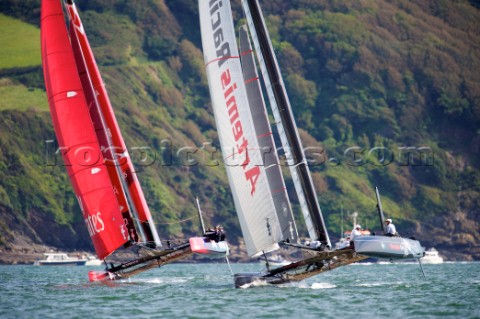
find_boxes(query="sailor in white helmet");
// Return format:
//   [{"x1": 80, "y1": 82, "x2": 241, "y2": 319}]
[
  {"x1": 349, "y1": 224, "x2": 362, "y2": 248},
  {"x1": 384, "y1": 219, "x2": 397, "y2": 237},
  {"x1": 350, "y1": 224, "x2": 362, "y2": 240}
]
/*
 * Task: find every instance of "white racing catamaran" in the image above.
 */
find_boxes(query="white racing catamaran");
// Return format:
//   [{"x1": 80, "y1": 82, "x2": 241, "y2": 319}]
[
  {"x1": 41, "y1": 0, "x2": 228, "y2": 281},
  {"x1": 199, "y1": 0, "x2": 424, "y2": 287},
  {"x1": 353, "y1": 187, "x2": 424, "y2": 260},
  {"x1": 199, "y1": 0, "x2": 367, "y2": 288}
]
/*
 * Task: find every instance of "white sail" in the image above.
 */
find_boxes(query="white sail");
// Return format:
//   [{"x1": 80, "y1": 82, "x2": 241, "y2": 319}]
[
  {"x1": 199, "y1": 0, "x2": 283, "y2": 256},
  {"x1": 242, "y1": 0, "x2": 331, "y2": 247},
  {"x1": 239, "y1": 25, "x2": 298, "y2": 243}
]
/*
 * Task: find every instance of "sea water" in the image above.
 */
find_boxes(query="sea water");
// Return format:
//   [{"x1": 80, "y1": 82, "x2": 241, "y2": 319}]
[{"x1": 0, "y1": 262, "x2": 478, "y2": 319}]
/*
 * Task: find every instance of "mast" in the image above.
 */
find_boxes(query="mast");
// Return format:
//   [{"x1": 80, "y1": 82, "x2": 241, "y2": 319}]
[
  {"x1": 375, "y1": 187, "x2": 386, "y2": 234},
  {"x1": 195, "y1": 197, "x2": 206, "y2": 234},
  {"x1": 340, "y1": 205, "x2": 343, "y2": 238},
  {"x1": 242, "y1": 0, "x2": 331, "y2": 247},
  {"x1": 65, "y1": 0, "x2": 161, "y2": 247}
]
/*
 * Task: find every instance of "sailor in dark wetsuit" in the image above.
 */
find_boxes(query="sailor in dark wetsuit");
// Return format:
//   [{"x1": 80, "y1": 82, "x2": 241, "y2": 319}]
[
  {"x1": 218, "y1": 226, "x2": 225, "y2": 241},
  {"x1": 204, "y1": 225, "x2": 225, "y2": 242},
  {"x1": 204, "y1": 227, "x2": 216, "y2": 241}
]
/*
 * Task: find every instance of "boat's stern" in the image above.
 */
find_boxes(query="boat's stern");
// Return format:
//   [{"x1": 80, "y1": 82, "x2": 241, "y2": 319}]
[
  {"x1": 234, "y1": 272, "x2": 268, "y2": 288},
  {"x1": 189, "y1": 237, "x2": 229, "y2": 258},
  {"x1": 88, "y1": 270, "x2": 116, "y2": 282}
]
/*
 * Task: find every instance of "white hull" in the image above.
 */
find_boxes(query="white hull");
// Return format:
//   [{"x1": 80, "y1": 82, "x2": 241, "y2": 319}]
[
  {"x1": 354, "y1": 236, "x2": 425, "y2": 259},
  {"x1": 189, "y1": 237, "x2": 229, "y2": 258}
]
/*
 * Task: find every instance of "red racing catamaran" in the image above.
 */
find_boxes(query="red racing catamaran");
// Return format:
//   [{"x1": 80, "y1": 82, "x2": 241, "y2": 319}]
[{"x1": 41, "y1": 0, "x2": 228, "y2": 281}]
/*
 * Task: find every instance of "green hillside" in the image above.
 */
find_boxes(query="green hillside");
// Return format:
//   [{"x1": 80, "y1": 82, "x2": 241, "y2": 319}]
[
  {"x1": 0, "y1": 0, "x2": 478, "y2": 261},
  {"x1": 0, "y1": 14, "x2": 41, "y2": 69},
  {"x1": 0, "y1": 79, "x2": 47, "y2": 111}
]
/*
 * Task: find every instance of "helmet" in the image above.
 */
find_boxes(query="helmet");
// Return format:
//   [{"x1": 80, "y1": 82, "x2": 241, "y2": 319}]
[
  {"x1": 386, "y1": 219, "x2": 392, "y2": 223},
  {"x1": 355, "y1": 225, "x2": 361, "y2": 229}
]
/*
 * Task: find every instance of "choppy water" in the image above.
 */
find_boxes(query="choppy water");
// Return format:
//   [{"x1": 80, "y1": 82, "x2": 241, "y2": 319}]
[{"x1": 0, "y1": 262, "x2": 479, "y2": 319}]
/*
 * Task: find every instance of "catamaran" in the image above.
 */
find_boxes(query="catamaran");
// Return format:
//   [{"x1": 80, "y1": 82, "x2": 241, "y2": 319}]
[
  {"x1": 353, "y1": 187, "x2": 424, "y2": 260},
  {"x1": 41, "y1": 0, "x2": 228, "y2": 281},
  {"x1": 199, "y1": 0, "x2": 425, "y2": 287},
  {"x1": 199, "y1": 0, "x2": 368, "y2": 288}
]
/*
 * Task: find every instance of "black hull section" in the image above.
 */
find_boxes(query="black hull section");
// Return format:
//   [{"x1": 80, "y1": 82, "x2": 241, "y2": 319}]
[
  {"x1": 234, "y1": 248, "x2": 367, "y2": 288},
  {"x1": 234, "y1": 273, "x2": 267, "y2": 288},
  {"x1": 88, "y1": 241, "x2": 193, "y2": 281}
]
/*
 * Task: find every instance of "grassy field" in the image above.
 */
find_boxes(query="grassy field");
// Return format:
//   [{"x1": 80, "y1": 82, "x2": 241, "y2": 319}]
[
  {"x1": 0, "y1": 14, "x2": 41, "y2": 69},
  {"x1": 0, "y1": 79, "x2": 47, "y2": 111}
]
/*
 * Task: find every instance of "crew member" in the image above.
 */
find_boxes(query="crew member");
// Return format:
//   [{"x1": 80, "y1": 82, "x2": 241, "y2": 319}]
[
  {"x1": 350, "y1": 225, "x2": 362, "y2": 240},
  {"x1": 349, "y1": 224, "x2": 362, "y2": 248},
  {"x1": 205, "y1": 225, "x2": 226, "y2": 242},
  {"x1": 217, "y1": 225, "x2": 226, "y2": 241},
  {"x1": 204, "y1": 227, "x2": 217, "y2": 241},
  {"x1": 385, "y1": 219, "x2": 398, "y2": 237}
]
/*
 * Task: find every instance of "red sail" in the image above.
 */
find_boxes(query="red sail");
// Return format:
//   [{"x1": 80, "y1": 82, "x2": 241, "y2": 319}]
[
  {"x1": 65, "y1": 2, "x2": 161, "y2": 247},
  {"x1": 41, "y1": 0, "x2": 129, "y2": 259},
  {"x1": 69, "y1": 21, "x2": 139, "y2": 244}
]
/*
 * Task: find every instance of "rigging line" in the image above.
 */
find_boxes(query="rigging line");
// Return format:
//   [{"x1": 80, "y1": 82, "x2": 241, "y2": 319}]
[
  {"x1": 417, "y1": 258, "x2": 427, "y2": 280},
  {"x1": 225, "y1": 256, "x2": 234, "y2": 276},
  {"x1": 133, "y1": 241, "x2": 157, "y2": 248},
  {"x1": 132, "y1": 239, "x2": 188, "y2": 251},
  {"x1": 130, "y1": 215, "x2": 197, "y2": 225},
  {"x1": 157, "y1": 216, "x2": 197, "y2": 225}
]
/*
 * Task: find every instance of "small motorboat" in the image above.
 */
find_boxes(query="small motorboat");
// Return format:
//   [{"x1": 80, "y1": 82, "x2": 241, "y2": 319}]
[
  {"x1": 420, "y1": 248, "x2": 444, "y2": 264},
  {"x1": 33, "y1": 253, "x2": 87, "y2": 266}
]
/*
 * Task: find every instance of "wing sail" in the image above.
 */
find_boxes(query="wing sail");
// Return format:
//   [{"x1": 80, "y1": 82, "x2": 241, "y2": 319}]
[
  {"x1": 199, "y1": 0, "x2": 283, "y2": 256},
  {"x1": 238, "y1": 25, "x2": 298, "y2": 243},
  {"x1": 41, "y1": 0, "x2": 129, "y2": 259},
  {"x1": 65, "y1": 1, "x2": 161, "y2": 247},
  {"x1": 242, "y1": 0, "x2": 331, "y2": 247}
]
